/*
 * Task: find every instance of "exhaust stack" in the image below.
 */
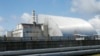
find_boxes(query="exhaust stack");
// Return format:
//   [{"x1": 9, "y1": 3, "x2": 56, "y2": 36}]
[{"x1": 32, "y1": 10, "x2": 36, "y2": 24}]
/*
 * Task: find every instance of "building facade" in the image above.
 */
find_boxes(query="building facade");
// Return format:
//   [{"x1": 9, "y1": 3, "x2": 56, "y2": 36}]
[{"x1": 12, "y1": 23, "x2": 43, "y2": 38}]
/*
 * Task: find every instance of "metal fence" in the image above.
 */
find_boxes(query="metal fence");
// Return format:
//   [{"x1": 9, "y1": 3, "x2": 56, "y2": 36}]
[{"x1": 0, "y1": 36, "x2": 100, "y2": 41}]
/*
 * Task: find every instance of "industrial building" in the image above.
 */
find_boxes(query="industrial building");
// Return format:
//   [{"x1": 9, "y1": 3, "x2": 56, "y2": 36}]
[
  {"x1": 5, "y1": 11, "x2": 49, "y2": 39},
  {"x1": 6, "y1": 11, "x2": 97, "y2": 40}
]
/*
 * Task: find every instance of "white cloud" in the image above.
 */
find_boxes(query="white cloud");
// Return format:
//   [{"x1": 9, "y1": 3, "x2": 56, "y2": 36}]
[
  {"x1": 89, "y1": 15, "x2": 100, "y2": 34},
  {"x1": 71, "y1": 0, "x2": 100, "y2": 14},
  {"x1": 20, "y1": 13, "x2": 33, "y2": 23}
]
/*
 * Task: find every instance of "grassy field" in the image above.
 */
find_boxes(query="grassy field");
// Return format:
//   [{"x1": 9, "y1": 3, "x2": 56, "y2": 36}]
[
  {"x1": 91, "y1": 54, "x2": 100, "y2": 56},
  {"x1": 86, "y1": 54, "x2": 100, "y2": 56}
]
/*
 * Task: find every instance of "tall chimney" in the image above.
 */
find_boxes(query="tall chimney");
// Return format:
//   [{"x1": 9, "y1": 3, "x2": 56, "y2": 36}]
[{"x1": 32, "y1": 10, "x2": 36, "y2": 24}]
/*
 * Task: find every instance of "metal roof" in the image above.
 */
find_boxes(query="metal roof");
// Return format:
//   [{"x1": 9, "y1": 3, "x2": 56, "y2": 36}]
[{"x1": 37, "y1": 14, "x2": 97, "y2": 37}]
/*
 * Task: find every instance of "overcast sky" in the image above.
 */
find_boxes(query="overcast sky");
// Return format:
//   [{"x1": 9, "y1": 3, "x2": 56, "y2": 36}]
[{"x1": 0, "y1": 0, "x2": 100, "y2": 35}]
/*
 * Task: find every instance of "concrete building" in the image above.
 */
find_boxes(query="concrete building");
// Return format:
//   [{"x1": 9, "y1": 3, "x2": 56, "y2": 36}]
[
  {"x1": 12, "y1": 23, "x2": 43, "y2": 38},
  {"x1": 12, "y1": 10, "x2": 44, "y2": 38}
]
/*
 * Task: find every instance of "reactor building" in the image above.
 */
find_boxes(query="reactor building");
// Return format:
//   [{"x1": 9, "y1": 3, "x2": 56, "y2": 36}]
[{"x1": 6, "y1": 11, "x2": 97, "y2": 40}]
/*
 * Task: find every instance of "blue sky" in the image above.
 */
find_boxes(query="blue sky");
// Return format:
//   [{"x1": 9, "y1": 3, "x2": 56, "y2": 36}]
[{"x1": 0, "y1": 0, "x2": 100, "y2": 34}]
